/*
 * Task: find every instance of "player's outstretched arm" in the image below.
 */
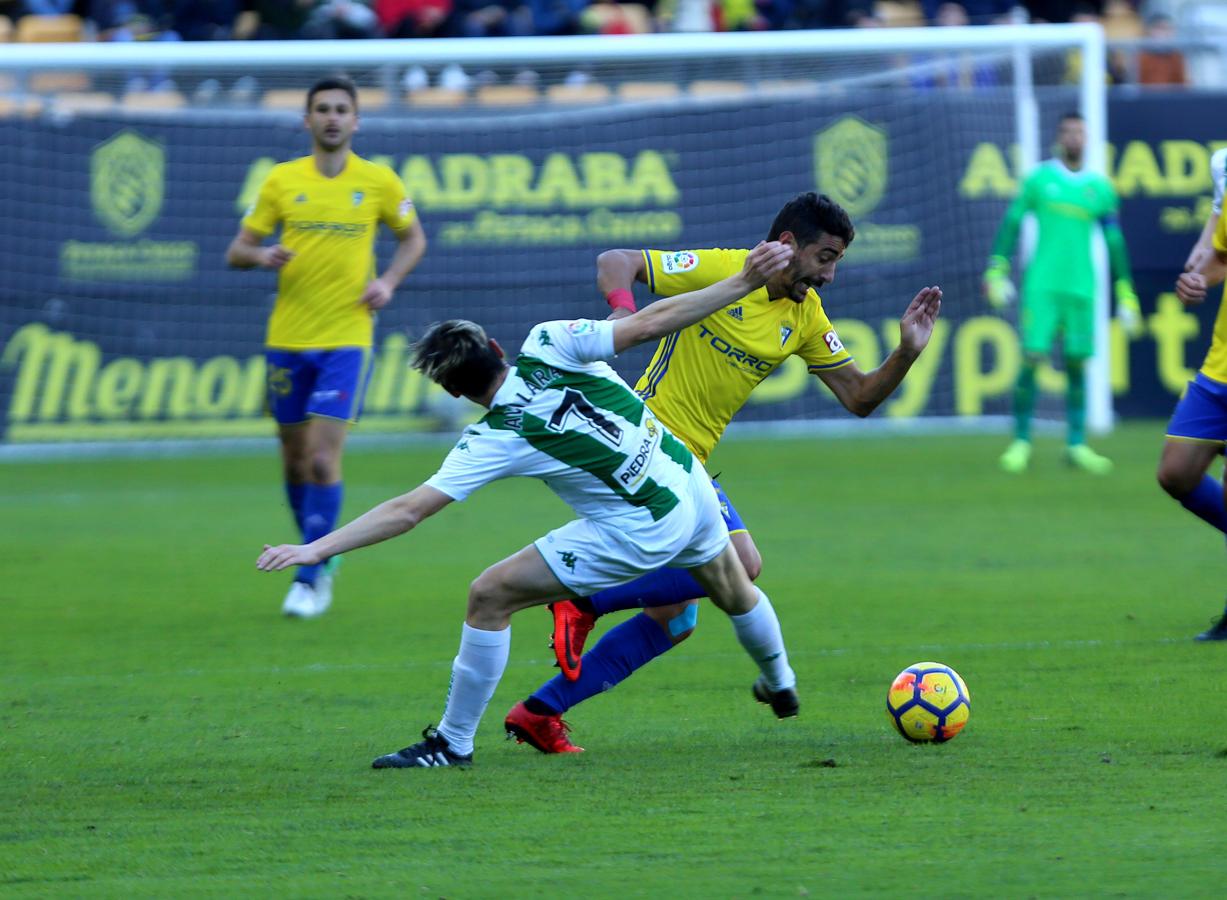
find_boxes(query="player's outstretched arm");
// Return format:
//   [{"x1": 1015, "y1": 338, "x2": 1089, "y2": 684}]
[
  {"x1": 610, "y1": 241, "x2": 792, "y2": 353},
  {"x1": 226, "y1": 226, "x2": 292, "y2": 270},
  {"x1": 816, "y1": 286, "x2": 943, "y2": 418},
  {"x1": 256, "y1": 484, "x2": 453, "y2": 571}
]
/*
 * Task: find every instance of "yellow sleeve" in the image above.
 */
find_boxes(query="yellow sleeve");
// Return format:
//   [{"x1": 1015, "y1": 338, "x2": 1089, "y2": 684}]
[
  {"x1": 1214, "y1": 208, "x2": 1227, "y2": 255},
  {"x1": 379, "y1": 166, "x2": 417, "y2": 233},
  {"x1": 642, "y1": 248, "x2": 739, "y2": 297},
  {"x1": 796, "y1": 297, "x2": 853, "y2": 372},
  {"x1": 241, "y1": 167, "x2": 281, "y2": 237}
]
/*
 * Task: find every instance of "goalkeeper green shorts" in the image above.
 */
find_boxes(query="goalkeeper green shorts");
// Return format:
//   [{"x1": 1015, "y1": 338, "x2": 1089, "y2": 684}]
[{"x1": 1019, "y1": 289, "x2": 1095, "y2": 359}]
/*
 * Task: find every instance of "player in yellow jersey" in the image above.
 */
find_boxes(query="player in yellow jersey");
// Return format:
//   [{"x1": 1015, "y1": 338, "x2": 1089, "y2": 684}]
[
  {"x1": 503, "y1": 193, "x2": 943, "y2": 753},
  {"x1": 226, "y1": 77, "x2": 427, "y2": 619},
  {"x1": 1167, "y1": 164, "x2": 1227, "y2": 640}
]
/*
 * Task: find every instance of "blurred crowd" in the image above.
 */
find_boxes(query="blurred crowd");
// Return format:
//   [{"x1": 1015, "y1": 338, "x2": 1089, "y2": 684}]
[
  {"x1": 0, "y1": 0, "x2": 1200, "y2": 40},
  {"x1": 0, "y1": 0, "x2": 1208, "y2": 88}
]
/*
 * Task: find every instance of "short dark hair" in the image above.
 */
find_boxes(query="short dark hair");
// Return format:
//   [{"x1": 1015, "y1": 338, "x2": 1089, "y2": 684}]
[
  {"x1": 306, "y1": 77, "x2": 358, "y2": 112},
  {"x1": 1059, "y1": 111, "x2": 1084, "y2": 125},
  {"x1": 767, "y1": 192, "x2": 855, "y2": 247},
  {"x1": 412, "y1": 320, "x2": 505, "y2": 398}
]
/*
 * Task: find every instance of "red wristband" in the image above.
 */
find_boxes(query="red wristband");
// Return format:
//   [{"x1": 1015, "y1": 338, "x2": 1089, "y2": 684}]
[{"x1": 605, "y1": 288, "x2": 637, "y2": 313}]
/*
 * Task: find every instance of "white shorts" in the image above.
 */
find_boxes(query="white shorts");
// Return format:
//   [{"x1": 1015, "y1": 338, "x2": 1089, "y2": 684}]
[{"x1": 534, "y1": 463, "x2": 729, "y2": 598}]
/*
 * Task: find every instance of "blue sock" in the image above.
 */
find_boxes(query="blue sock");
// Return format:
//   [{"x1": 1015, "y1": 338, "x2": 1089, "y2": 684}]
[
  {"x1": 285, "y1": 482, "x2": 307, "y2": 534},
  {"x1": 589, "y1": 568, "x2": 707, "y2": 616},
  {"x1": 1180, "y1": 474, "x2": 1227, "y2": 535},
  {"x1": 532, "y1": 612, "x2": 674, "y2": 715},
  {"x1": 296, "y1": 481, "x2": 343, "y2": 585}
]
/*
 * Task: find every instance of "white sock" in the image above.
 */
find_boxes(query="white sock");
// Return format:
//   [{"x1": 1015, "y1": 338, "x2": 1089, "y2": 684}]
[
  {"x1": 728, "y1": 588, "x2": 796, "y2": 691},
  {"x1": 436, "y1": 623, "x2": 510, "y2": 756}
]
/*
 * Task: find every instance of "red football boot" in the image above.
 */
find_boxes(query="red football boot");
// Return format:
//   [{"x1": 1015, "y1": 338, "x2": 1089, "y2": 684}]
[
  {"x1": 548, "y1": 600, "x2": 596, "y2": 681},
  {"x1": 504, "y1": 701, "x2": 584, "y2": 754}
]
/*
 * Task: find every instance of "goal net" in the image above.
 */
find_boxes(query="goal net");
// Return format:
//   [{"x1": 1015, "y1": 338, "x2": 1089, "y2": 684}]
[{"x1": 0, "y1": 25, "x2": 1108, "y2": 453}]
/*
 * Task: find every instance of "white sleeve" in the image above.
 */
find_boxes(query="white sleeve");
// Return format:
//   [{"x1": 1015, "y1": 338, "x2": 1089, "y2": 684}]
[
  {"x1": 424, "y1": 429, "x2": 512, "y2": 502},
  {"x1": 1212, "y1": 148, "x2": 1226, "y2": 216},
  {"x1": 521, "y1": 319, "x2": 617, "y2": 369}
]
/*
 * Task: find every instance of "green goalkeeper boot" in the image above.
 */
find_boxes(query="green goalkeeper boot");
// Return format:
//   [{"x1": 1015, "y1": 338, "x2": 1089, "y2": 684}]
[
  {"x1": 1065, "y1": 443, "x2": 1113, "y2": 475},
  {"x1": 998, "y1": 439, "x2": 1032, "y2": 474}
]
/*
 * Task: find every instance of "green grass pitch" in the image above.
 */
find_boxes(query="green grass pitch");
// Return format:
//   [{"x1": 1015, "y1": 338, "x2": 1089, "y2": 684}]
[{"x1": 3, "y1": 422, "x2": 1226, "y2": 897}]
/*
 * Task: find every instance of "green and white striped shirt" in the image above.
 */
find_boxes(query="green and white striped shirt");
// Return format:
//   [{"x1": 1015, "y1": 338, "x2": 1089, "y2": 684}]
[{"x1": 426, "y1": 320, "x2": 695, "y2": 524}]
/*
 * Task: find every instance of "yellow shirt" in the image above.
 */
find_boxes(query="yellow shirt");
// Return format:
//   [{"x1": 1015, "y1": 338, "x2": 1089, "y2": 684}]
[
  {"x1": 636, "y1": 248, "x2": 852, "y2": 462},
  {"x1": 242, "y1": 154, "x2": 417, "y2": 350},
  {"x1": 1205, "y1": 215, "x2": 1227, "y2": 382}
]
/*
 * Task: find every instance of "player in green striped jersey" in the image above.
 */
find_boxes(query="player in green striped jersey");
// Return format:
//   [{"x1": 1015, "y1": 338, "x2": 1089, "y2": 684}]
[
  {"x1": 257, "y1": 242, "x2": 913, "y2": 767},
  {"x1": 983, "y1": 112, "x2": 1143, "y2": 474}
]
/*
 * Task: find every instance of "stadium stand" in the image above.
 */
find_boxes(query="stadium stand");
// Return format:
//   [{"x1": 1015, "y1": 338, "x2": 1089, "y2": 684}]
[
  {"x1": 617, "y1": 81, "x2": 681, "y2": 101},
  {"x1": 122, "y1": 90, "x2": 187, "y2": 111},
  {"x1": 406, "y1": 87, "x2": 469, "y2": 107},
  {"x1": 546, "y1": 82, "x2": 613, "y2": 104},
  {"x1": 15, "y1": 13, "x2": 82, "y2": 42},
  {"x1": 474, "y1": 83, "x2": 540, "y2": 106}
]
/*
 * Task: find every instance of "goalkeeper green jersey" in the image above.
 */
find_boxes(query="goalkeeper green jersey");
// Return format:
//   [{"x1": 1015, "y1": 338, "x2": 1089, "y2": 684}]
[{"x1": 991, "y1": 160, "x2": 1120, "y2": 300}]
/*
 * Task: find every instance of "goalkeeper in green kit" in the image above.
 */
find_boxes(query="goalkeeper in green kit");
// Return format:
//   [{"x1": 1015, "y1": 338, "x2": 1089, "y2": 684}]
[{"x1": 982, "y1": 112, "x2": 1142, "y2": 474}]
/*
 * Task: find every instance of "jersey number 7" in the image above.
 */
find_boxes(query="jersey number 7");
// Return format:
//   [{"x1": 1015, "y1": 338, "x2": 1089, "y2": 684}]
[{"x1": 547, "y1": 388, "x2": 624, "y2": 447}]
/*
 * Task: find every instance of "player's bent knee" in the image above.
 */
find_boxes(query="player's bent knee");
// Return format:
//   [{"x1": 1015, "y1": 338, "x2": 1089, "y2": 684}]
[
  {"x1": 467, "y1": 570, "x2": 511, "y2": 619},
  {"x1": 283, "y1": 461, "x2": 311, "y2": 484},
  {"x1": 643, "y1": 602, "x2": 699, "y2": 645},
  {"x1": 666, "y1": 603, "x2": 698, "y2": 644},
  {"x1": 716, "y1": 581, "x2": 760, "y2": 616},
  {"x1": 1156, "y1": 461, "x2": 1197, "y2": 498},
  {"x1": 308, "y1": 453, "x2": 341, "y2": 484},
  {"x1": 279, "y1": 447, "x2": 311, "y2": 482},
  {"x1": 731, "y1": 536, "x2": 762, "y2": 581}
]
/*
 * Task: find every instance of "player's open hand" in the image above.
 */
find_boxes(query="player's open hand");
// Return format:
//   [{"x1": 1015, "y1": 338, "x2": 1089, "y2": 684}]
[
  {"x1": 899, "y1": 286, "x2": 943, "y2": 354},
  {"x1": 740, "y1": 240, "x2": 793, "y2": 289},
  {"x1": 261, "y1": 244, "x2": 294, "y2": 270},
  {"x1": 257, "y1": 543, "x2": 321, "y2": 572},
  {"x1": 1176, "y1": 271, "x2": 1207, "y2": 306},
  {"x1": 360, "y1": 278, "x2": 394, "y2": 311}
]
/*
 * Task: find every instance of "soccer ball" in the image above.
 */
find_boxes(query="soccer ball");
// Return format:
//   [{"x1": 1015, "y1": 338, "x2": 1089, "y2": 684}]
[{"x1": 886, "y1": 661, "x2": 971, "y2": 743}]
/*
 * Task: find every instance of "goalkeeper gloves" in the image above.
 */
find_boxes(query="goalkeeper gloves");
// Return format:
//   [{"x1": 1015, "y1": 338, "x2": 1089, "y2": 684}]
[
  {"x1": 983, "y1": 256, "x2": 1016, "y2": 310},
  {"x1": 1115, "y1": 280, "x2": 1144, "y2": 337}
]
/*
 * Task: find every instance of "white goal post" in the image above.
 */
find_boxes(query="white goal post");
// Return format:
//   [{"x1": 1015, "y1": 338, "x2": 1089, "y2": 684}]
[{"x1": 0, "y1": 24, "x2": 1109, "y2": 455}]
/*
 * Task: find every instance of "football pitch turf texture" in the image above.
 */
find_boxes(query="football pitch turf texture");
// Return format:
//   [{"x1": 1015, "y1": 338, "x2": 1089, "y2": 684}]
[{"x1": 3, "y1": 422, "x2": 1225, "y2": 897}]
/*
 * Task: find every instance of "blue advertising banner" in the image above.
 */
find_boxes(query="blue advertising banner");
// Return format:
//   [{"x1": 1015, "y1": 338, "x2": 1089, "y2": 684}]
[{"x1": 0, "y1": 90, "x2": 1222, "y2": 445}]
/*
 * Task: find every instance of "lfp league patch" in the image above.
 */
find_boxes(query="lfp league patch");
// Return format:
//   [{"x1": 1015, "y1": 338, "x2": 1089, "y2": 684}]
[{"x1": 661, "y1": 251, "x2": 699, "y2": 274}]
